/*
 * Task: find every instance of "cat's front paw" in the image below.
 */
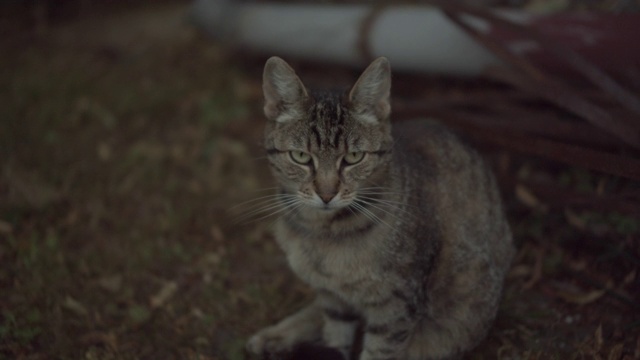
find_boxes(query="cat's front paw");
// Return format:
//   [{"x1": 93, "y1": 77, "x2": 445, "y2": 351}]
[{"x1": 246, "y1": 326, "x2": 295, "y2": 358}]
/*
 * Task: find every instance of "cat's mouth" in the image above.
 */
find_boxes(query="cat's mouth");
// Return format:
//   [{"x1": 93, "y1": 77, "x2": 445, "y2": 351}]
[
  {"x1": 320, "y1": 203, "x2": 339, "y2": 211},
  {"x1": 309, "y1": 200, "x2": 342, "y2": 211},
  {"x1": 308, "y1": 194, "x2": 353, "y2": 212}
]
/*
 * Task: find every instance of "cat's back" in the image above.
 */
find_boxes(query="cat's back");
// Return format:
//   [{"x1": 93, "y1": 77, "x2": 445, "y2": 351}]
[
  {"x1": 392, "y1": 118, "x2": 512, "y2": 261},
  {"x1": 392, "y1": 119, "x2": 514, "y2": 357},
  {"x1": 392, "y1": 118, "x2": 503, "y2": 224}
]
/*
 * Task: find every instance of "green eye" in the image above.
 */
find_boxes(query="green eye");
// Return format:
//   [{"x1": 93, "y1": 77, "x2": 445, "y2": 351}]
[
  {"x1": 343, "y1": 152, "x2": 365, "y2": 165},
  {"x1": 289, "y1": 151, "x2": 312, "y2": 164}
]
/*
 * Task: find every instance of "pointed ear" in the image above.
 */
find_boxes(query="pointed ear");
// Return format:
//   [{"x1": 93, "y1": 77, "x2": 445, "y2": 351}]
[
  {"x1": 263, "y1": 56, "x2": 308, "y2": 123},
  {"x1": 348, "y1": 57, "x2": 391, "y2": 124}
]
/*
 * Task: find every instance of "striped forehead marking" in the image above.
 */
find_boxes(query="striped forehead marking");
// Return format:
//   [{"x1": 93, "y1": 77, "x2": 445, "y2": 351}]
[{"x1": 308, "y1": 90, "x2": 347, "y2": 149}]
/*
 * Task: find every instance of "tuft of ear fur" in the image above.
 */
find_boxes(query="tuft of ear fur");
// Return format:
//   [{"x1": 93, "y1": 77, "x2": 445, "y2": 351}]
[
  {"x1": 348, "y1": 57, "x2": 391, "y2": 124},
  {"x1": 263, "y1": 56, "x2": 308, "y2": 123}
]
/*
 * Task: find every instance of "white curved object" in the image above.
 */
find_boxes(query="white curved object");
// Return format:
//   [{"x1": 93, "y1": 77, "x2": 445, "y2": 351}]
[
  {"x1": 191, "y1": 0, "x2": 640, "y2": 77},
  {"x1": 191, "y1": 0, "x2": 504, "y2": 75}
]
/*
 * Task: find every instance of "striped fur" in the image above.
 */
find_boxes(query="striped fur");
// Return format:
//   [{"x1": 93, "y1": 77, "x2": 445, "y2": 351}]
[{"x1": 247, "y1": 57, "x2": 515, "y2": 360}]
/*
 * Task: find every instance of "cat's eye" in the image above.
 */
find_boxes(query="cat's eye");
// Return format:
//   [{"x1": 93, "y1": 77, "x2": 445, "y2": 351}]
[
  {"x1": 289, "y1": 151, "x2": 312, "y2": 164},
  {"x1": 343, "y1": 152, "x2": 365, "y2": 165}
]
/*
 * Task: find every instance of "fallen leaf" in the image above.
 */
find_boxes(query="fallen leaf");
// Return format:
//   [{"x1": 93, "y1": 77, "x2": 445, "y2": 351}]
[
  {"x1": 556, "y1": 288, "x2": 607, "y2": 306},
  {"x1": 0, "y1": 220, "x2": 12, "y2": 235},
  {"x1": 595, "y1": 324, "x2": 603, "y2": 353},
  {"x1": 80, "y1": 331, "x2": 118, "y2": 349},
  {"x1": 515, "y1": 184, "x2": 547, "y2": 211},
  {"x1": 98, "y1": 275, "x2": 122, "y2": 293},
  {"x1": 608, "y1": 343, "x2": 623, "y2": 360},
  {"x1": 565, "y1": 209, "x2": 587, "y2": 230},
  {"x1": 191, "y1": 307, "x2": 205, "y2": 320},
  {"x1": 210, "y1": 225, "x2": 225, "y2": 242},
  {"x1": 150, "y1": 281, "x2": 178, "y2": 309},
  {"x1": 97, "y1": 142, "x2": 112, "y2": 161},
  {"x1": 523, "y1": 247, "x2": 543, "y2": 289},
  {"x1": 63, "y1": 296, "x2": 89, "y2": 317},
  {"x1": 507, "y1": 264, "x2": 531, "y2": 279},
  {"x1": 204, "y1": 252, "x2": 222, "y2": 266},
  {"x1": 622, "y1": 270, "x2": 636, "y2": 286}
]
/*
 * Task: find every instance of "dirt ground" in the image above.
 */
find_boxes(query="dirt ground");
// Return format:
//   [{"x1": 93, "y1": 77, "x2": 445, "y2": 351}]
[{"x1": 1, "y1": 3, "x2": 638, "y2": 360}]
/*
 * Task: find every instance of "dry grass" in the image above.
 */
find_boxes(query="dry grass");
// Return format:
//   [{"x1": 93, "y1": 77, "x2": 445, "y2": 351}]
[{"x1": 1, "y1": 3, "x2": 638, "y2": 360}]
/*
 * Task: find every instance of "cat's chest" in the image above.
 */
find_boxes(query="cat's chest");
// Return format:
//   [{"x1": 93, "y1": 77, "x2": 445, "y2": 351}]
[{"x1": 277, "y1": 224, "x2": 385, "y2": 297}]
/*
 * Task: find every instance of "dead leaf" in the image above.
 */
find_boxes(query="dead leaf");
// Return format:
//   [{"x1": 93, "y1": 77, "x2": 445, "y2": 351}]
[
  {"x1": 0, "y1": 220, "x2": 12, "y2": 235},
  {"x1": 203, "y1": 252, "x2": 222, "y2": 266},
  {"x1": 595, "y1": 324, "x2": 604, "y2": 353},
  {"x1": 63, "y1": 295, "x2": 89, "y2": 317},
  {"x1": 507, "y1": 264, "x2": 532, "y2": 279},
  {"x1": 622, "y1": 270, "x2": 636, "y2": 286},
  {"x1": 3, "y1": 166, "x2": 60, "y2": 209},
  {"x1": 80, "y1": 331, "x2": 118, "y2": 349},
  {"x1": 98, "y1": 275, "x2": 122, "y2": 293},
  {"x1": 97, "y1": 142, "x2": 112, "y2": 161},
  {"x1": 210, "y1": 225, "x2": 224, "y2": 242},
  {"x1": 608, "y1": 343, "x2": 623, "y2": 360},
  {"x1": 556, "y1": 287, "x2": 607, "y2": 306},
  {"x1": 191, "y1": 307, "x2": 205, "y2": 320},
  {"x1": 150, "y1": 281, "x2": 178, "y2": 309},
  {"x1": 565, "y1": 209, "x2": 587, "y2": 230},
  {"x1": 515, "y1": 184, "x2": 548, "y2": 211},
  {"x1": 523, "y1": 247, "x2": 543, "y2": 289}
]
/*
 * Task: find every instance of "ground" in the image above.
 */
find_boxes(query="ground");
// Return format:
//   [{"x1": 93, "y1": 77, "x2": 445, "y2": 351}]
[{"x1": 1, "y1": 3, "x2": 638, "y2": 360}]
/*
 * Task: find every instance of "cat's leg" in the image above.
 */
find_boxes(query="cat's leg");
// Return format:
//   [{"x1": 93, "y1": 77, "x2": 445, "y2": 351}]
[
  {"x1": 317, "y1": 292, "x2": 361, "y2": 360},
  {"x1": 246, "y1": 301, "x2": 323, "y2": 358},
  {"x1": 358, "y1": 292, "x2": 416, "y2": 360}
]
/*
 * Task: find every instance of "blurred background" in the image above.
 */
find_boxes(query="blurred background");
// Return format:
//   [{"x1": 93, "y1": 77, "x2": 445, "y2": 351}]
[{"x1": 1, "y1": 1, "x2": 639, "y2": 359}]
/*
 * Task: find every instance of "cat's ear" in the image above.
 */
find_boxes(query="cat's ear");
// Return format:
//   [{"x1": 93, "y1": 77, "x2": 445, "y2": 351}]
[
  {"x1": 348, "y1": 57, "x2": 391, "y2": 124},
  {"x1": 263, "y1": 56, "x2": 308, "y2": 123}
]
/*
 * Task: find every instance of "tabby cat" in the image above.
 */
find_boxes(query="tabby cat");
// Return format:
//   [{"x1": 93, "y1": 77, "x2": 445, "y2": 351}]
[{"x1": 245, "y1": 57, "x2": 514, "y2": 360}]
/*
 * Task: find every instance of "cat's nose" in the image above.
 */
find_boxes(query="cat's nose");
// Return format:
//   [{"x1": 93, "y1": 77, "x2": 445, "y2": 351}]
[{"x1": 318, "y1": 192, "x2": 336, "y2": 204}]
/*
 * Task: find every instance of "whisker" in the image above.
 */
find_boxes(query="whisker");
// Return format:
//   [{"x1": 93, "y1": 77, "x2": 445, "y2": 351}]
[
  {"x1": 352, "y1": 201, "x2": 386, "y2": 226},
  {"x1": 353, "y1": 199, "x2": 405, "y2": 235},
  {"x1": 356, "y1": 196, "x2": 420, "y2": 211},
  {"x1": 356, "y1": 198, "x2": 415, "y2": 223},
  {"x1": 251, "y1": 199, "x2": 303, "y2": 223},
  {"x1": 356, "y1": 198, "x2": 403, "y2": 220},
  {"x1": 233, "y1": 197, "x2": 299, "y2": 223},
  {"x1": 356, "y1": 190, "x2": 422, "y2": 202},
  {"x1": 252, "y1": 187, "x2": 280, "y2": 192},
  {"x1": 362, "y1": 197, "x2": 408, "y2": 207},
  {"x1": 357, "y1": 186, "x2": 410, "y2": 195},
  {"x1": 273, "y1": 201, "x2": 305, "y2": 225},
  {"x1": 229, "y1": 193, "x2": 296, "y2": 210},
  {"x1": 246, "y1": 198, "x2": 298, "y2": 216},
  {"x1": 350, "y1": 202, "x2": 380, "y2": 226}
]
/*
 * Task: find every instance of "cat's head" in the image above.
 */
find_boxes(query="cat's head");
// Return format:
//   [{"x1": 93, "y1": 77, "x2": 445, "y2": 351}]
[{"x1": 262, "y1": 56, "x2": 393, "y2": 211}]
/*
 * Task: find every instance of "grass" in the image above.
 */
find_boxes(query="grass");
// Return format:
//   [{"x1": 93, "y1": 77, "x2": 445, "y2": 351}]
[
  {"x1": 0, "y1": 5, "x2": 273, "y2": 358},
  {"x1": 1, "y1": 3, "x2": 638, "y2": 359}
]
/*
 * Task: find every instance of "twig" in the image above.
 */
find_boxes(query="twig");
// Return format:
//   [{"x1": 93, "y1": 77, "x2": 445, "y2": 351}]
[
  {"x1": 355, "y1": 0, "x2": 640, "y2": 149},
  {"x1": 486, "y1": 67, "x2": 640, "y2": 149},
  {"x1": 431, "y1": 0, "x2": 640, "y2": 119},
  {"x1": 395, "y1": 99, "x2": 621, "y2": 148},
  {"x1": 399, "y1": 111, "x2": 640, "y2": 180}
]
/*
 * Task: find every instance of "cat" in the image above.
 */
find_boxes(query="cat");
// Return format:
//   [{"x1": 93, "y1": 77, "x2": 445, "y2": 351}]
[{"x1": 245, "y1": 56, "x2": 515, "y2": 360}]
